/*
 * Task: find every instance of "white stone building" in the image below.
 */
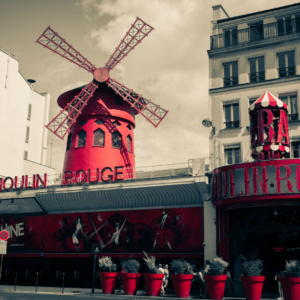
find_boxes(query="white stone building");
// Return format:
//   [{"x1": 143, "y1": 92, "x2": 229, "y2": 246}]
[
  {"x1": 208, "y1": 3, "x2": 300, "y2": 169},
  {"x1": 0, "y1": 47, "x2": 55, "y2": 178}
]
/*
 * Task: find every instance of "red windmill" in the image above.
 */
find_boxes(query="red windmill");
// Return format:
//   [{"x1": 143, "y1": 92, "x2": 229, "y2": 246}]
[{"x1": 37, "y1": 18, "x2": 168, "y2": 183}]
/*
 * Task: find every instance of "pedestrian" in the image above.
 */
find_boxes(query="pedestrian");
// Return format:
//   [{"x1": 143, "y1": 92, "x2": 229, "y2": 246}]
[
  {"x1": 224, "y1": 267, "x2": 233, "y2": 296},
  {"x1": 197, "y1": 267, "x2": 205, "y2": 298},
  {"x1": 274, "y1": 268, "x2": 283, "y2": 299},
  {"x1": 157, "y1": 264, "x2": 165, "y2": 295},
  {"x1": 163, "y1": 264, "x2": 169, "y2": 294}
]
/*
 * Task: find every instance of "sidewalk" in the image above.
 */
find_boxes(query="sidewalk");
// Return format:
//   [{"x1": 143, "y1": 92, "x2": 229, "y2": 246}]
[{"x1": 0, "y1": 285, "x2": 279, "y2": 300}]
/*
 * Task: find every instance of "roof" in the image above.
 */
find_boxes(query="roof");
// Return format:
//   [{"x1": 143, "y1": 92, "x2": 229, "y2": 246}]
[
  {"x1": 217, "y1": 3, "x2": 300, "y2": 23},
  {"x1": 36, "y1": 181, "x2": 207, "y2": 214},
  {"x1": 249, "y1": 91, "x2": 287, "y2": 112}
]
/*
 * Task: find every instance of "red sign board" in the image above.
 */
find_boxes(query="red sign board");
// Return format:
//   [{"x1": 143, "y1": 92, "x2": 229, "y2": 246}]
[{"x1": 0, "y1": 230, "x2": 9, "y2": 241}]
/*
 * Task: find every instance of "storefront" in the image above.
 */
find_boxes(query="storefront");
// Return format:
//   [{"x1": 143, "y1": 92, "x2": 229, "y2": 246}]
[{"x1": 0, "y1": 175, "x2": 207, "y2": 288}]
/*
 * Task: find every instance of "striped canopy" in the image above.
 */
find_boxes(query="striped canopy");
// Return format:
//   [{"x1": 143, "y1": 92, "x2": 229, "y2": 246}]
[{"x1": 249, "y1": 91, "x2": 288, "y2": 112}]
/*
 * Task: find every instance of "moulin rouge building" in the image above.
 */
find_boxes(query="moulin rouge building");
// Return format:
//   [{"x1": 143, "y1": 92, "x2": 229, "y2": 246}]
[{"x1": 0, "y1": 18, "x2": 208, "y2": 288}]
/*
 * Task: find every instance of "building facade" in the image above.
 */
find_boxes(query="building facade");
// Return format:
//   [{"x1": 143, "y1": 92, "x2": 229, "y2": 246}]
[
  {"x1": 207, "y1": 3, "x2": 300, "y2": 295},
  {"x1": 0, "y1": 48, "x2": 55, "y2": 178}
]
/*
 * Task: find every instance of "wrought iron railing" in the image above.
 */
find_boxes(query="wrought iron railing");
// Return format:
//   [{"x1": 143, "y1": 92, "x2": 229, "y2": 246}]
[
  {"x1": 249, "y1": 72, "x2": 265, "y2": 83},
  {"x1": 224, "y1": 120, "x2": 240, "y2": 128},
  {"x1": 223, "y1": 76, "x2": 238, "y2": 87},
  {"x1": 278, "y1": 67, "x2": 296, "y2": 78},
  {"x1": 211, "y1": 17, "x2": 300, "y2": 50}
]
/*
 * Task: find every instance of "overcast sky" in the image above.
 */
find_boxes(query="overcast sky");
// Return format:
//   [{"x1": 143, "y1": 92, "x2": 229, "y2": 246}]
[{"x1": 0, "y1": 0, "x2": 297, "y2": 175}]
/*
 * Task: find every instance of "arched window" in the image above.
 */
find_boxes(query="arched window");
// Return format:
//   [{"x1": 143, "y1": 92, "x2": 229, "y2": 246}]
[
  {"x1": 66, "y1": 133, "x2": 72, "y2": 151},
  {"x1": 126, "y1": 135, "x2": 132, "y2": 152},
  {"x1": 93, "y1": 129, "x2": 105, "y2": 146},
  {"x1": 95, "y1": 119, "x2": 104, "y2": 125},
  {"x1": 79, "y1": 120, "x2": 87, "y2": 126},
  {"x1": 77, "y1": 130, "x2": 86, "y2": 147},
  {"x1": 112, "y1": 131, "x2": 122, "y2": 149}
]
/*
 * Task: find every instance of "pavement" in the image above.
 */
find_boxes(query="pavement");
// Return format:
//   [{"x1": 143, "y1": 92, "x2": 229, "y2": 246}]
[{"x1": 0, "y1": 285, "x2": 280, "y2": 300}]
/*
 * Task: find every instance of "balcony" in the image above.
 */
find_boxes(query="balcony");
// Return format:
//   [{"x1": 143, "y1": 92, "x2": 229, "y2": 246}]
[
  {"x1": 211, "y1": 17, "x2": 300, "y2": 50},
  {"x1": 223, "y1": 76, "x2": 238, "y2": 87},
  {"x1": 224, "y1": 120, "x2": 239, "y2": 129},
  {"x1": 288, "y1": 113, "x2": 299, "y2": 121},
  {"x1": 278, "y1": 67, "x2": 296, "y2": 78},
  {"x1": 249, "y1": 72, "x2": 265, "y2": 83}
]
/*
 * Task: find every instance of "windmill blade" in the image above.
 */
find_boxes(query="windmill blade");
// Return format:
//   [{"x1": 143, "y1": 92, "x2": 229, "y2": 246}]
[
  {"x1": 46, "y1": 81, "x2": 98, "y2": 139},
  {"x1": 36, "y1": 27, "x2": 96, "y2": 73},
  {"x1": 107, "y1": 78, "x2": 168, "y2": 128},
  {"x1": 105, "y1": 17, "x2": 154, "y2": 71}
]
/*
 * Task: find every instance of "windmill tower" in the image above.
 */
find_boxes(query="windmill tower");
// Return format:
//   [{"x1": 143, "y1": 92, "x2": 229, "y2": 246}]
[{"x1": 36, "y1": 18, "x2": 168, "y2": 183}]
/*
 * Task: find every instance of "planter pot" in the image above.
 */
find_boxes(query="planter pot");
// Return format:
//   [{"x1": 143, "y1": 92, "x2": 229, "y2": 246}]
[
  {"x1": 241, "y1": 276, "x2": 265, "y2": 300},
  {"x1": 204, "y1": 275, "x2": 227, "y2": 300},
  {"x1": 99, "y1": 272, "x2": 119, "y2": 294},
  {"x1": 143, "y1": 273, "x2": 164, "y2": 296},
  {"x1": 121, "y1": 273, "x2": 141, "y2": 295},
  {"x1": 171, "y1": 274, "x2": 193, "y2": 298},
  {"x1": 279, "y1": 277, "x2": 300, "y2": 300}
]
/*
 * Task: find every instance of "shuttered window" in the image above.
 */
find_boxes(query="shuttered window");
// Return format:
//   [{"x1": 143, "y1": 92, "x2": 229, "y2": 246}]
[
  {"x1": 25, "y1": 127, "x2": 30, "y2": 143},
  {"x1": 27, "y1": 104, "x2": 32, "y2": 121}
]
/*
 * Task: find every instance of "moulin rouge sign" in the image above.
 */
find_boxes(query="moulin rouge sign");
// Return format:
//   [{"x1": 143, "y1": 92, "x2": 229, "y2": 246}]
[{"x1": 0, "y1": 166, "x2": 124, "y2": 192}]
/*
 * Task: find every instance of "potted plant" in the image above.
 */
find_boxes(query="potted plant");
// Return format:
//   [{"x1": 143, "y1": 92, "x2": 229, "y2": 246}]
[
  {"x1": 98, "y1": 256, "x2": 118, "y2": 294},
  {"x1": 204, "y1": 257, "x2": 228, "y2": 300},
  {"x1": 142, "y1": 251, "x2": 164, "y2": 296},
  {"x1": 120, "y1": 258, "x2": 141, "y2": 295},
  {"x1": 239, "y1": 253, "x2": 264, "y2": 300},
  {"x1": 170, "y1": 259, "x2": 194, "y2": 298},
  {"x1": 279, "y1": 260, "x2": 300, "y2": 300}
]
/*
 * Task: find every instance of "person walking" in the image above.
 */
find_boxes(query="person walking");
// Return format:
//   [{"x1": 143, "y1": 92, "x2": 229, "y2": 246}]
[
  {"x1": 163, "y1": 264, "x2": 169, "y2": 294},
  {"x1": 197, "y1": 267, "x2": 206, "y2": 298},
  {"x1": 224, "y1": 267, "x2": 233, "y2": 296},
  {"x1": 275, "y1": 268, "x2": 283, "y2": 299}
]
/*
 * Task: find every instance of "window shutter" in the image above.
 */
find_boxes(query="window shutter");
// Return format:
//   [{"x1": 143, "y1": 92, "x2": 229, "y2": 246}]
[
  {"x1": 25, "y1": 127, "x2": 30, "y2": 143},
  {"x1": 27, "y1": 104, "x2": 32, "y2": 120}
]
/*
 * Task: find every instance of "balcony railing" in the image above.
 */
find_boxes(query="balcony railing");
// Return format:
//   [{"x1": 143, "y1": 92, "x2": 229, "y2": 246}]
[
  {"x1": 211, "y1": 17, "x2": 300, "y2": 50},
  {"x1": 249, "y1": 72, "x2": 265, "y2": 83},
  {"x1": 288, "y1": 113, "x2": 299, "y2": 121},
  {"x1": 223, "y1": 76, "x2": 238, "y2": 87},
  {"x1": 278, "y1": 67, "x2": 296, "y2": 78},
  {"x1": 224, "y1": 120, "x2": 240, "y2": 129}
]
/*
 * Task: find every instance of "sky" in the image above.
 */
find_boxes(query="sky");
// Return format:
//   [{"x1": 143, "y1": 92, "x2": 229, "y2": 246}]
[{"x1": 0, "y1": 0, "x2": 297, "y2": 175}]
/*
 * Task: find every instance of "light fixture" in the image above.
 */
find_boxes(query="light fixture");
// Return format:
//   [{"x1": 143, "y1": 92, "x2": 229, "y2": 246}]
[
  {"x1": 202, "y1": 118, "x2": 212, "y2": 128},
  {"x1": 274, "y1": 209, "x2": 278, "y2": 216}
]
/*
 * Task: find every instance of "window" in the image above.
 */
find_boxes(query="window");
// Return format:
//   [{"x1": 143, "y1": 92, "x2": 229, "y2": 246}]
[
  {"x1": 249, "y1": 22, "x2": 264, "y2": 41},
  {"x1": 249, "y1": 98, "x2": 257, "y2": 106},
  {"x1": 24, "y1": 151, "x2": 28, "y2": 160},
  {"x1": 93, "y1": 129, "x2": 104, "y2": 146},
  {"x1": 112, "y1": 131, "x2": 122, "y2": 149},
  {"x1": 27, "y1": 104, "x2": 32, "y2": 121},
  {"x1": 115, "y1": 94, "x2": 123, "y2": 106},
  {"x1": 278, "y1": 17, "x2": 293, "y2": 36},
  {"x1": 79, "y1": 120, "x2": 87, "y2": 126},
  {"x1": 225, "y1": 146, "x2": 240, "y2": 165},
  {"x1": 223, "y1": 62, "x2": 238, "y2": 87},
  {"x1": 126, "y1": 135, "x2": 132, "y2": 152},
  {"x1": 95, "y1": 119, "x2": 104, "y2": 125},
  {"x1": 295, "y1": 15, "x2": 300, "y2": 32},
  {"x1": 223, "y1": 103, "x2": 239, "y2": 128},
  {"x1": 77, "y1": 130, "x2": 86, "y2": 147},
  {"x1": 112, "y1": 120, "x2": 121, "y2": 127},
  {"x1": 25, "y1": 126, "x2": 30, "y2": 143},
  {"x1": 249, "y1": 57, "x2": 265, "y2": 83},
  {"x1": 224, "y1": 28, "x2": 238, "y2": 47},
  {"x1": 66, "y1": 133, "x2": 72, "y2": 151},
  {"x1": 205, "y1": 165, "x2": 209, "y2": 172},
  {"x1": 278, "y1": 52, "x2": 295, "y2": 78},
  {"x1": 292, "y1": 141, "x2": 300, "y2": 158},
  {"x1": 279, "y1": 93, "x2": 298, "y2": 121}
]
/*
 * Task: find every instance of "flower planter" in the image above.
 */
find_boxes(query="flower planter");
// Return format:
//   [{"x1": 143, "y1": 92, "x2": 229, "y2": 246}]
[
  {"x1": 171, "y1": 274, "x2": 193, "y2": 298},
  {"x1": 204, "y1": 275, "x2": 227, "y2": 300},
  {"x1": 279, "y1": 277, "x2": 300, "y2": 300},
  {"x1": 121, "y1": 273, "x2": 141, "y2": 295},
  {"x1": 143, "y1": 273, "x2": 164, "y2": 296},
  {"x1": 99, "y1": 272, "x2": 119, "y2": 294},
  {"x1": 241, "y1": 276, "x2": 265, "y2": 300}
]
